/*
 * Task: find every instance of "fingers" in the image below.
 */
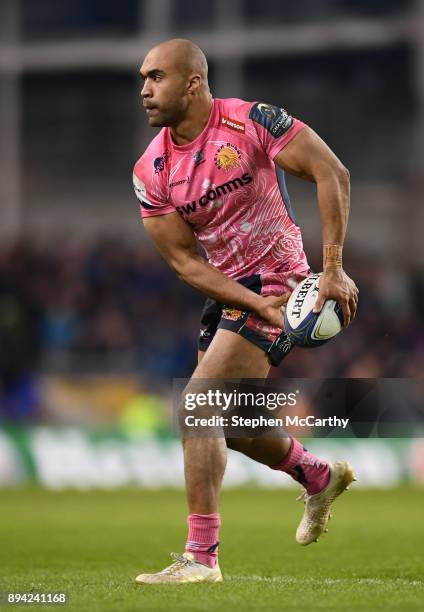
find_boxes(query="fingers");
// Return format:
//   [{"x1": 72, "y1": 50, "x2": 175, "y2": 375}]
[
  {"x1": 342, "y1": 285, "x2": 358, "y2": 326},
  {"x1": 349, "y1": 296, "x2": 358, "y2": 322},
  {"x1": 313, "y1": 291, "x2": 325, "y2": 314},
  {"x1": 349, "y1": 287, "x2": 359, "y2": 322},
  {"x1": 341, "y1": 301, "x2": 351, "y2": 327},
  {"x1": 275, "y1": 291, "x2": 292, "y2": 307}
]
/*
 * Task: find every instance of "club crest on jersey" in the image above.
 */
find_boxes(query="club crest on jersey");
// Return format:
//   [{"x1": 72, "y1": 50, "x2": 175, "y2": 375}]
[
  {"x1": 154, "y1": 150, "x2": 169, "y2": 174},
  {"x1": 222, "y1": 307, "x2": 244, "y2": 321},
  {"x1": 214, "y1": 143, "x2": 241, "y2": 172},
  {"x1": 249, "y1": 102, "x2": 293, "y2": 138}
]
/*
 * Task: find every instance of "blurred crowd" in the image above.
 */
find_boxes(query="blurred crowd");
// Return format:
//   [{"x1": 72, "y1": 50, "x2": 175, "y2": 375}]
[
  {"x1": 0, "y1": 237, "x2": 201, "y2": 378},
  {"x1": 1, "y1": 0, "x2": 422, "y2": 430},
  {"x1": 0, "y1": 238, "x2": 423, "y2": 420}
]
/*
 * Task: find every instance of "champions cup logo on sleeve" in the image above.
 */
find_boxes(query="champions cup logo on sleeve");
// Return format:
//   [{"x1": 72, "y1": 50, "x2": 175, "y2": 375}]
[
  {"x1": 214, "y1": 143, "x2": 242, "y2": 171},
  {"x1": 257, "y1": 103, "x2": 277, "y2": 118},
  {"x1": 249, "y1": 102, "x2": 294, "y2": 138}
]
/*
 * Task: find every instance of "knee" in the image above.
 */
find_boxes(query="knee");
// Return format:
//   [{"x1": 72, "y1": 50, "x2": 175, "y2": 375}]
[{"x1": 226, "y1": 438, "x2": 253, "y2": 453}]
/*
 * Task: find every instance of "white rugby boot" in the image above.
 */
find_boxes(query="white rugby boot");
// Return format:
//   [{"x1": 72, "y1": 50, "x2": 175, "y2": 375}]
[
  {"x1": 135, "y1": 552, "x2": 223, "y2": 584},
  {"x1": 296, "y1": 460, "x2": 356, "y2": 546}
]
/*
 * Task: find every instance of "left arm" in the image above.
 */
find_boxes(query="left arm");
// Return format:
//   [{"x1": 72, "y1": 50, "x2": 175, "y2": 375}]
[{"x1": 274, "y1": 125, "x2": 358, "y2": 326}]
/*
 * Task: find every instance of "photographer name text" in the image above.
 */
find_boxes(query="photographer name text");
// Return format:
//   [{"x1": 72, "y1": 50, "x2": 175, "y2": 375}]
[{"x1": 184, "y1": 415, "x2": 349, "y2": 429}]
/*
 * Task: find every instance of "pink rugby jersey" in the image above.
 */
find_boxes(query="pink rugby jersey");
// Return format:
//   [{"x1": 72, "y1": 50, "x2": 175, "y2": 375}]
[{"x1": 133, "y1": 98, "x2": 310, "y2": 285}]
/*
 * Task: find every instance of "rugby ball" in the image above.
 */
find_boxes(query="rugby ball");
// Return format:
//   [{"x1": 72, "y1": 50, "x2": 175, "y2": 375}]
[{"x1": 284, "y1": 273, "x2": 344, "y2": 347}]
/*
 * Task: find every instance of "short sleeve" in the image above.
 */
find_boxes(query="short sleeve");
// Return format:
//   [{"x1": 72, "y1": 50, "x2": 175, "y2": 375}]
[
  {"x1": 248, "y1": 102, "x2": 306, "y2": 161},
  {"x1": 133, "y1": 160, "x2": 175, "y2": 219}
]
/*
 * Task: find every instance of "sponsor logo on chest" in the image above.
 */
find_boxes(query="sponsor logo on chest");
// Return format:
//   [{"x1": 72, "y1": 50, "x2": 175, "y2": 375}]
[
  {"x1": 169, "y1": 176, "x2": 191, "y2": 189},
  {"x1": 176, "y1": 172, "x2": 252, "y2": 216},
  {"x1": 220, "y1": 115, "x2": 245, "y2": 134}
]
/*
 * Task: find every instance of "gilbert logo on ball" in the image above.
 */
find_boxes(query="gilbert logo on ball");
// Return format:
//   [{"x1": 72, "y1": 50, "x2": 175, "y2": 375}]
[{"x1": 284, "y1": 273, "x2": 344, "y2": 347}]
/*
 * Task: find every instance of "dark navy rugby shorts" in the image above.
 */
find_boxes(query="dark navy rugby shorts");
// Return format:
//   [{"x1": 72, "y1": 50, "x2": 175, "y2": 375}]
[{"x1": 197, "y1": 272, "x2": 309, "y2": 367}]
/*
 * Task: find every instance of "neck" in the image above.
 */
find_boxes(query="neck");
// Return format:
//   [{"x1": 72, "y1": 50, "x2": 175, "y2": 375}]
[{"x1": 170, "y1": 93, "x2": 213, "y2": 146}]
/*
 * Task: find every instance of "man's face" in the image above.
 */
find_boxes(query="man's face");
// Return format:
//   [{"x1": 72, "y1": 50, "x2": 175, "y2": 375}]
[{"x1": 140, "y1": 49, "x2": 189, "y2": 127}]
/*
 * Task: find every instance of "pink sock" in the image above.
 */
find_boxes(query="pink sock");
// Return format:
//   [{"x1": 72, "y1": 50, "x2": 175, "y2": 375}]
[
  {"x1": 271, "y1": 437, "x2": 330, "y2": 495},
  {"x1": 185, "y1": 513, "x2": 221, "y2": 568}
]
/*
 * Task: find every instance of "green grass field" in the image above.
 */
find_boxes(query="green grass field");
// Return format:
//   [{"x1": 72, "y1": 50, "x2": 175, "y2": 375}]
[{"x1": 0, "y1": 487, "x2": 423, "y2": 611}]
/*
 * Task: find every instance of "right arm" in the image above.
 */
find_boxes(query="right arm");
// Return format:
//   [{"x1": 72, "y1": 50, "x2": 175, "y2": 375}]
[{"x1": 143, "y1": 212, "x2": 289, "y2": 329}]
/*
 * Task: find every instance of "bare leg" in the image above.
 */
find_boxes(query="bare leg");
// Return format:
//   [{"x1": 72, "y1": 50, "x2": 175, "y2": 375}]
[
  {"x1": 184, "y1": 329, "x2": 276, "y2": 514},
  {"x1": 197, "y1": 339, "x2": 291, "y2": 471}
]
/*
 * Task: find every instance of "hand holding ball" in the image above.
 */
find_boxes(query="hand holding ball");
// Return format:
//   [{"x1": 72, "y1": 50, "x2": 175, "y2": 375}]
[{"x1": 284, "y1": 273, "x2": 344, "y2": 347}]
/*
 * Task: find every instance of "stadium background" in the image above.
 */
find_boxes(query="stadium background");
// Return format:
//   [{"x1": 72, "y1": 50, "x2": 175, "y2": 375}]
[
  {"x1": 1, "y1": 3, "x2": 424, "y2": 611},
  {"x1": 0, "y1": 3, "x2": 424, "y2": 496}
]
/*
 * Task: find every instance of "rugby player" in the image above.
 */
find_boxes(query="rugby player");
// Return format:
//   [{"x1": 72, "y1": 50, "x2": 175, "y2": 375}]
[{"x1": 133, "y1": 39, "x2": 358, "y2": 584}]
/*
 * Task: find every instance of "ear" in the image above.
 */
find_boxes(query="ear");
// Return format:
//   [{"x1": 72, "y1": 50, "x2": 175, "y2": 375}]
[{"x1": 187, "y1": 74, "x2": 201, "y2": 95}]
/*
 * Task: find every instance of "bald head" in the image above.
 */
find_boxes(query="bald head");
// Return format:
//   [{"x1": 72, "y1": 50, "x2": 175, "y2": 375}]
[
  {"x1": 140, "y1": 39, "x2": 211, "y2": 128},
  {"x1": 150, "y1": 39, "x2": 208, "y2": 81}
]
